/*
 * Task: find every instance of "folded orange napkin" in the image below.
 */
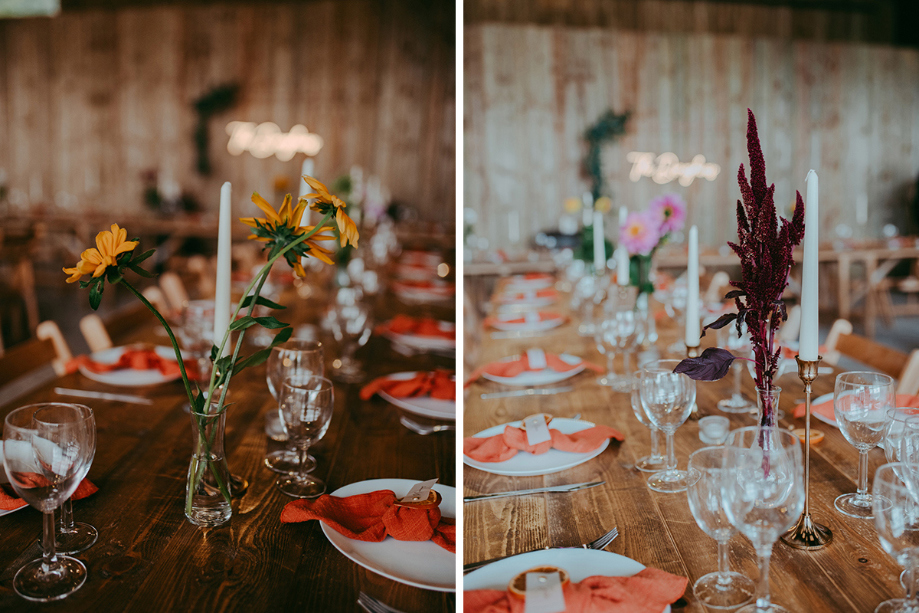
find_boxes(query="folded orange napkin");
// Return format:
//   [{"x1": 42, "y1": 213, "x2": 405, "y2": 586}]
[
  {"x1": 0, "y1": 478, "x2": 99, "y2": 512},
  {"x1": 465, "y1": 354, "x2": 602, "y2": 386},
  {"x1": 379, "y1": 315, "x2": 455, "y2": 340},
  {"x1": 68, "y1": 348, "x2": 197, "y2": 379},
  {"x1": 360, "y1": 370, "x2": 456, "y2": 401},
  {"x1": 483, "y1": 312, "x2": 565, "y2": 329},
  {"x1": 464, "y1": 567, "x2": 688, "y2": 613},
  {"x1": 280, "y1": 489, "x2": 455, "y2": 553},
  {"x1": 464, "y1": 424, "x2": 624, "y2": 463},
  {"x1": 793, "y1": 394, "x2": 919, "y2": 421}
]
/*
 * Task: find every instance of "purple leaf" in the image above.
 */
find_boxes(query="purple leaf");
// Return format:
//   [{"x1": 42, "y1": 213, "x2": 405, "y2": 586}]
[
  {"x1": 673, "y1": 348, "x2": 738, "y2": 381},
  {"x1": 725, "y1": 289, "x2": 745, "y2": 299},
  {"x1": 703, "y1": 312, "x2": 737, "y2": 331}
]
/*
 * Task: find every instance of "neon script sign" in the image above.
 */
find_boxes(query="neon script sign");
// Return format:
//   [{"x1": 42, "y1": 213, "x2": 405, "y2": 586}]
[
  {"x1": 226, "y1": 122, "x2": 324, "y2": 161},
  {"x1": 626, "y1": 151, "x2": 721, "y2": 186}
]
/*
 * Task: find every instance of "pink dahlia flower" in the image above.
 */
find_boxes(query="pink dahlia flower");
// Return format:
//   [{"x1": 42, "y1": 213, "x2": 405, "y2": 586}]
[
  {"x1": 619, "y1": 211, "x2": 661, "y2": 256},
  {"x1": 650, "y1": 193, "x2": 687, "y2": 235}
]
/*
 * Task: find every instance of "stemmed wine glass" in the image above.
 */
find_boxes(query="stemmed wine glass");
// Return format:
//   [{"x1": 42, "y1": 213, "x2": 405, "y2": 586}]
[
  {"x1": 4, "y1": 403, "x2": 93, "y2": 601},
  {"x1": 595, "y1": 300, "x2": 639, "y2": 391},
  {"x1": 629, "y1": 372, "x2": 665, "y2": 472},
  {"x1": 52, "y1": 404, "x2": 97, "y2": 554},
  {"x1": 873, "y1": 463, "x2": 919, "y2": 613},
  {"x1": 637, "y1": 359, "x2": 696, "y2": 492},
  {"x1": 884, "y1": 408, "x2": 919, "y2": 463},
  {"x1": 721, "y1": 427, "x2": 804, "y2": 613},
  {"x1": 326, "y1": 287, "x2": 372, "y2": 382},
  {"x1": 686, "y1": 447, "x2": 756, "y2": 609},
  {"x1": 264, "y1": 340, "x2": 324, "y2": 474},
  {"x1": 717, "y1": 323, "x2": 755, "y2": 413},
  {"x1": 834, "y1": 371, "x2": 895, "y2": 518},
  {"x1": 276, "y1": 376, "x2": 334, "y2": 498}
]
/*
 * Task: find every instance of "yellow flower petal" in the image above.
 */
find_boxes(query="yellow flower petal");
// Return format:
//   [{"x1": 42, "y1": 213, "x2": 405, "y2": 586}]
[
  {"x1": 113, "y1": 240, "x2": 138, "y2": 256},
  {"x1": 336, "y1": 208, "x2": 359, "y2": 248},
  {"x1": 252, "y1": 193, "x2": 282, "y2": 225},
  {"x1": 308, "y1": 247, "x2": 334, "y2": 265},
  {"x1": 278, "y1": 194, "x2": 292, "y2": 223},
  {"x1": 302, "y1": 176, "x2": 331, "y2": 200},
  {"x1": 81, "y1": 248, "x2": 103, "y2": 265},
  {"x1": 292, "y1": 261, "x2": 306, "y2": 277},
  {"x1": 239, "y1": 217, "x2": 260, "y2": 228}
]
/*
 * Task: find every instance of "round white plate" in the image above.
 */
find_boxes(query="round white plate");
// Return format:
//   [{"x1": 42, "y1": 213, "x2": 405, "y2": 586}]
[
  {"x1": 320, "y1": 479, "x2": 455, "y2": 592},
  {"x1": 0, "y1": 470, "x2": 26, "y2": 518},
  {"x1": 496, "y1": 293, "x2": 557, "y2": 307},
  {"x1": 377, "y1": 372, "x2": 456, "y2": 421},
  {"x1": 385, "y1": 322, "x2": 456, "y2": 351},
  {"x1": 464, "y1": 549, "x2": 670, "y2": 613},
  {"x1": 78, "y1": 345, "x2": 184, "y2": 387},
  {"x1": 807, "y1": 392, "x2": 836, "y2": 427},
  {"x1": 481, "y1": 353, "x2": 585, "y2": 387},
  {"x1": 463, "y1": 418, "x2": 609, "y2": 476},
  {"x1": 491, "y1": 314, "x2": 565, "y2": 332}
]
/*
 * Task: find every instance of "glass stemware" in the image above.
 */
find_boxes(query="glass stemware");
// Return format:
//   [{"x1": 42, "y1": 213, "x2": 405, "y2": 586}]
[
  {"x1": 873, "y1": 463, "x2": 919, "y2": 613},
  {"x1": 686, "y1": 447, "x2": 756, "y2": 610},
  {"x1": 885, "y1": 408, "x2": 919, "y2": 464},
  {"x1": 638, "y1": 359, "x2": 696, "y2": 493},
  {"x1": 276, "y1": 376, "x2": 334, "y2": 498},
  {"x1": 721, "y1": 427, "x2": 804, "y2": 613},
  {"x1": 595, "y1": 301, "x2": 639, "y2": 391},
  {"x1": 326, "y1": 287, "x2": 372, "y2": 383},
  {"x1": 834, "y1": 371, "x2": 895, "y2": 519},
  {"x1": 52, "y1": 404, "x2": 97, "y2": 554},
  {"x1": 629, "y1": 372, "x2": 665, "y2": 472},
  {"x1": 264, "y1": 340, "x2": 324, "y2": 474},
  {"x1": 175, "y1": 299, "x2": 215, "y2": 383},
  {"x1": 4, "y1": 403, "x2": 92, "y2": 601}
]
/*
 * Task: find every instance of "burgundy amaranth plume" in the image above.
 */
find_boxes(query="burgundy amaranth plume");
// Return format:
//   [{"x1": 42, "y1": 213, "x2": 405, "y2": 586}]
[{"x1": 674, "y1": 109, "x2": 805, "y2": 426}]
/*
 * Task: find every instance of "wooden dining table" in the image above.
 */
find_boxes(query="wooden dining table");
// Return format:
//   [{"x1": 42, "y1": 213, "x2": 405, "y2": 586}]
[
  {"x1": 0, "y1": 278, "x2": 456, "y2": 612},
  {"x1": 464, "y1": 282, "x2": 906, "y2": 612}
]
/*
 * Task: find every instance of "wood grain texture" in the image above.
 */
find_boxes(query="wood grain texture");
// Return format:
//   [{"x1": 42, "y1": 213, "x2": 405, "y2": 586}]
[
  {"x1": 463, "y1": 22, "x2": 919, "y2": 250},
  {"x1": 0, "y1": 0, "x2": 455, "y2": 221},
  {"x1": 464, "y1": 283, "x2": 904, "y2": 611},
  {"x1": 0, "y1": 278, "x2": 456, "y2": 612}
]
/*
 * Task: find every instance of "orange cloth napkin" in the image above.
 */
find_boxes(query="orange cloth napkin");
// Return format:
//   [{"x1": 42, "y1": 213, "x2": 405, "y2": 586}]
[
  {"x1": 465, "y1": 354, "x2": 602, "y2": 387},
  {"x1": 0, "y1": 478, "x2": 98, "y2": 512},
  {"x1": 464, "y1": 567, "x2": 688, "y2": 613},
  {"x1": 464, "y1": 424, "x2": 624, "y2": 463},
  {"x1": 379, "y1": 315, "x2": 455, "y2": 340},
  {"x1": 483, "y1": 312, "x2": 565, "y2": 329},
  {"x1": 67, "y1": 348, "x2": 197, "y2": 379},
  {"x1": 793, "y1": 394, "x2": 919, "y2": 422},
  {"x1": 360, "y1": 370, "x2": 456, "y2": 401},
  {"x1": 280, "y1": 489, "x2": 455, "y2": 553}
]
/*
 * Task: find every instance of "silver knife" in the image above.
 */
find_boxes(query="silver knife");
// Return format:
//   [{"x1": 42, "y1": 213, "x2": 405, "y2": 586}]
[
  {"x1": 54, "y1": 387, "x2": 154, "y2": 406},
  {"x1": 480, "y1": 386, "x2": 574, "y2": 400},
  {"x1": 464, "y1": 480, "x2": 605, "y2": 502}
]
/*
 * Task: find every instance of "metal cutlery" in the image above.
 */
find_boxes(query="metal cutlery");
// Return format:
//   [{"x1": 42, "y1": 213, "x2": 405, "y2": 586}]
[
  {"x1": 463, "y1": 526, "x2": 619, "y2": 573},
  {"x1": 399, "y1": 415, "x2": 455, "y2": 435},
  {"x1": 480, "y1": 386, "x2": 573, "y2": 400},
  {"x1": 54, "y1": 387, "x2": 154, "y2": 406},
  {"x1": 464, "y1": 480, "x2": 605, "y2": 502},
  {"x1": 357, "y1": 592, "x2": 405, "y2": 613}
]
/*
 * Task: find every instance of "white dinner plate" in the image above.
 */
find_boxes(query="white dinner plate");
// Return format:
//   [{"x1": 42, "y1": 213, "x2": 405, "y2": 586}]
[
  {"x1": 496, "y1": 292, "x2": 557, "y2": 307},
  {"x1": 809, "y1": 392, "x2": 837, "y2": 427},
  {"x1": 464, "y1": 549, "x2": 670, "y2": 613},
  {"x1": 481, "y1": 353, "x2": 586, "y2": 387},
  {"x1": 320, "y1": 479, "x2": 455, "y2": 592},
  {"x1": 490, "y1": 313, "x2": 566, "y2": 332},
  {"x1": 0, "y1": 468, "x2": 26, "y2": 518},
  {"x1": 377, "y1": 372, "x2": 456, "y2": 421},
  {"x1": 463, "y1": 418, "x2": 609, "y2": 476},
  {"x1": 384, "y1": 322, "x2": 456, "y2": 351},
  {"x1": 78, "y1": 345, "x2": 184, "y2": 387}
]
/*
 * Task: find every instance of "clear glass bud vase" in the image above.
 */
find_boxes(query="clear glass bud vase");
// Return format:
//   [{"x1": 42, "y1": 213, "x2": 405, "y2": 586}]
[
  {"x1": 756, "y1": 386, "x2": 782, "y2": 428},
  {"x1": 185, "y1": 408, "x2": 232, "y2": 527}
]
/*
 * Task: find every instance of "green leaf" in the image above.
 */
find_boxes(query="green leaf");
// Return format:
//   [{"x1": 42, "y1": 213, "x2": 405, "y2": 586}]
[
  {"x1": 234, "y1": 348, "x2": 271, "y2": 371},
  {"x1": 239, "y1": 294, "x2": 286, "y2": 310},
  {"x1": 210, "y1": 344, "x2": 219, "y2": 363},
  {"x1": 192, "y1": 384, "x2": 206, "y2": 413},
  {"x1": 228, "y1": 316, "x2": 256, "y2": 331},
  {"x1": 89, "y1": 279, "x2": 104, "y2": 310},
  {"x1": 128, "y1": 264, "x2": 155, "y2": 278},
  {"x1": 213, "y1": 356, "x2": 233, "y2": 387},
  {"x1": 132, "y1": 248, "x2": 155, "y2": 265},
  {"x1": 269, "y1": 326, "x2": 293, "y2": 348},
  {"x1": 253, "y1": 316, "x2": 289, "y2": 329}
]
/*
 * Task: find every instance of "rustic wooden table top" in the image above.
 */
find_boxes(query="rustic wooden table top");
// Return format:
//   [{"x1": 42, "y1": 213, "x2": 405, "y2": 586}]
[
  {"x1": 0, "y1": 284, "x2": 456, "y2": 612},
  {"x1": 463, "y1": 286, "x2": 904, "y2": 612}
]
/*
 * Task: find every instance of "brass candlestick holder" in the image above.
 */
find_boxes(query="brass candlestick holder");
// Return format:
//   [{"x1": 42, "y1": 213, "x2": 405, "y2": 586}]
[
  {"x1": 686, "y1": 344, "x2": 700, "y2": 358},
  {"x1": 781, "y1": 355, "x2": 832, "y2": 550}
]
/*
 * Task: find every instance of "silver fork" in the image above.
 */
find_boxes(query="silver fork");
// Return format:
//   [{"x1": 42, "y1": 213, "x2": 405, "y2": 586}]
[
  {"x1": 357, "y1": 592, "x2": 405, "y2": 613},
  {"x1": 463, "y1": 526, "x2": 619, "y2": 573},
  {"x1": 400, "y1": 415, "x2": 455, "y2": 434}
]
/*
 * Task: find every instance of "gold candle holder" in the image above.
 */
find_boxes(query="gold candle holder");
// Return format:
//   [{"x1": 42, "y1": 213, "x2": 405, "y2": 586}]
[
  {"x1": 781, "y1": 355, "x2": 832, "y2": 550},
  {"x1": 686, "y1": 344, "x2": 700, "y2": 358}
]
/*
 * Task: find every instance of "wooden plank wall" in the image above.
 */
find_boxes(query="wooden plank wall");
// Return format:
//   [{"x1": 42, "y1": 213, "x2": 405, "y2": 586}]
[
  {"x1": 0, "y1": 0, "x2": 455, "y2": 220},
  {"x1": 464, "y1": 23, "x2": 919, "y2": 249}
]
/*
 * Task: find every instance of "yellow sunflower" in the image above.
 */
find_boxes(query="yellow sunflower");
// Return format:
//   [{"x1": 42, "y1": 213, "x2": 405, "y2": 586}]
[
  {"x1": 63, "y1": 224, "x2": 138, "y2": 283},
  {"x1": 301, "y1": 176, "x2": 359, "y2": 248},
  {"x1": 240, "y1": 192, "x2": 337, "y2": 271}
]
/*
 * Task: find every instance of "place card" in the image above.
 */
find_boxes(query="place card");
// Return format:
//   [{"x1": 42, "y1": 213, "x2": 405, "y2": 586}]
[
  {"x1": 399, "y1": 478, "x2": 438, "y2": 504},
  {"x1": 524, "y1": 571, "x2": 566, "y2": 613},
  {"x1": 526, "y1": 348, "x2": 547, "y2": 370},
  {"x1": 523, "y1": 414, "x2": 552, "y2": 447}
]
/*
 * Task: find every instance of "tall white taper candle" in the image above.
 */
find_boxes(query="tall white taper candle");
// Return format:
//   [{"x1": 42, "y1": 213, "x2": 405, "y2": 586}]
[
  {"x1": 214, "y1": 182, "x2": 232, "y2": 357},
  {"x1": 799, "y1": 170, "x2": 819, "y2": 361},
  {"x1": 616, "y1": 207, "x2": 629, "y2": 285},
  {"x1": 593, "y1": 211, "x2": 606, "y2": 271},
  {"x1": 685, "y1": 225, "x2": 700, "y2": 346}
]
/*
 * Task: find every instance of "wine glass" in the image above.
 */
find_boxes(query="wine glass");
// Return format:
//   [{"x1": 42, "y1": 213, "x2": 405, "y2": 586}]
[
  {"x1": 834, "y1": 371, "x2": 895, "y2": 519},
  {"x1": 595, "y1": 301, "x2": 639, "y2": 391},
  {"x1": 175, "y1": 299, "x2": 215, "y2": 383},
  {"x1": 686, "y1": 447, "x2": 756, "y2": 609},
  {"x1": 4, "y1": 403, "x2": 92, "y2": 601},
  {"x1": 276, "y1": 376, "x2": 334, "y2": 498},
  {"x1": 721, "y1": 427, "x2": 804, "y2": 613},
  {"x1": 717, "y1": 324, "x2": 755, "y2": 413},
  {"x1": 326, "y1": 287, "x2": 372, "y2": 382},
  {"x1": 873, "y1": 463, "x2": 919, "y2": 613},
  {"x1": 264, "y1": 340, "x2": 324, "y2": 474},
  {"x1": 884, "y1": 408, "x2": 919, "y2": 464},
  {"x1": 638, "y1": 359, "x2": 696, "y2": 493},
  {"x1": 629, "y1": 371, "x2": 665, "y2": 472},
  {"x1": 52, "y1": 404, "x2": 97, "y2": 554}
]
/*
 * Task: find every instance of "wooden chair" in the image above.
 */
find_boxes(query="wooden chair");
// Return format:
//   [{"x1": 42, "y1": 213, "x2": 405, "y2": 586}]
[
  {"x1": 79, "y1": 302, "x2": 156, "y2": 352},
  {"x1": 159, "y1": 271, "x2": 190, "y2": 313},
  {"x1": 822, "y1": 318, "x2": 919, "y2": 396},
  {"x1": 703, "y1": 271, "x2": 731, "y2": 305},
  {"x1": 0, "y1": 334, "x2": 57, "y2": 388},
  {"x1": 35, "y1": 320, "x2": 74, "y2": 376}
]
